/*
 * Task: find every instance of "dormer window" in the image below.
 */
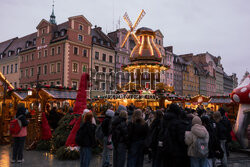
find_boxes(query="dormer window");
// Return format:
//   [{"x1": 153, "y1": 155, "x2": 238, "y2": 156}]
[
  {"x1": 0, "y1": 54, "x2": 2, "y2": 59},
  {"x1": 26, "y1": 41, "x2": 29, "y2": 48},
  {"x1": 60, "y1": 30, "x2": 65, "y2": 36},
  {"x1": 8, "y1": 51, "x2": 12, "y2": 57},
  {"x1": 93, "y1": 37, "x2": 97, "y2": 43},
  {"x1": 78, "y1": 35, "x2": 83, "y2": 41},
  {"x1": 100, "y1": 40, "x2": 103, "y2": 45},
  {"x1": 107, "y1": 42, "x2": 110, "y2": 47},
  {"x1": 17, "y1": 48, "x2": 21, "y2": 55},
  {"x1": 42, "y1": 28, "x2": 46, "y2": 34}
]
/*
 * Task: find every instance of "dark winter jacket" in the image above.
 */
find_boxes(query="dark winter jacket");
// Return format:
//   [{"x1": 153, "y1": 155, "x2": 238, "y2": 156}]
[
  {"x1": 160, "y1": 112, "x2": 189, "y2": 157},
  {"x1": 149, "y1": 118, "x2": 162, "y2": 149},
  {"x1": 221, "y1": 116, "x2": 232, "y2": 142},
  {"x1": 216, "y1": 121, "x2": 228, "y2": 141},
  {"x1": 16, "y1": 106, "x2": 29, "y2": 127},
  {"x1": 76, "y1": 122, "x2": 96, "y2": 147},
  {"x1": 128, "y1": 120, "x2": 148, "y2": 144},
  {"x1": 101, "y1": 116, "x2": 112, "y2": 137},
  {"x1": 112, "y1": 117, "x2": 128, "y2": 147}
]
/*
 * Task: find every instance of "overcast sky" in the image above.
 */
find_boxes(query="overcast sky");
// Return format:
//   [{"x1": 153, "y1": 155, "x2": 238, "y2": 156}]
[{"x1": 0, "y1": 0, "x2": 249, "y2": 81}]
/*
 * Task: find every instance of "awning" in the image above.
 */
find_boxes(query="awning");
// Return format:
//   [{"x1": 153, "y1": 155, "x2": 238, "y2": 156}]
[
  {"x1": 208, "y1": 96, "x2": 232, "y2": 104},
  {"x1": 13, "y1": 91, "x2": 28, "y2": 100},
  {"x1": 42, "y1": 88, "x2": 77, "y2": 100}
]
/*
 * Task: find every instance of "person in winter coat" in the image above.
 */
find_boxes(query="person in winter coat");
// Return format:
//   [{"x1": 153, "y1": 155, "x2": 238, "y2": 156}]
[
  {"x1": 76, "y1": 112, "x2": 96, "y2": 167},
  {"x1": 201, "y1": 116, "x2": 223, "y2": 167},
  {"x1": 127, "y1": 109, "x2": 149, "y2": 167},
  {"x1": 101, "y1": 109, "x2": 115, "y2": 167},
  {"x1": 158, "y1": 103, "x2": 190, "y2": 167},
  {"x1": 213, "y1": 111, "x2": 228, "y2": 167},
  {"x1": 185, "y1": 116, "x2": 209, "y2": 167},
  {"x1": 11, "y1": 105, "x2": 29, "y2": 163},
  {"x1": 112, "y1": 110, "x2": 128, "y2": 167},
  {"x1": 148, "y1": 110, "x2": 163, "y2": 167}
]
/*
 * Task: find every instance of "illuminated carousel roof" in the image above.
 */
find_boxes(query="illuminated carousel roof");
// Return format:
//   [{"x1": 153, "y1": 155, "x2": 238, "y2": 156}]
[{"x1": 130, "y1": 27, "x2": 162, "y2": 64}]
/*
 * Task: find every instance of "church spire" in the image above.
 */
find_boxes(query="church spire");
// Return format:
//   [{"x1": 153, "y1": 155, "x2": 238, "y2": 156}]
[{"x1": 50, "y1": 0, "x2": 56, "y2": 24}]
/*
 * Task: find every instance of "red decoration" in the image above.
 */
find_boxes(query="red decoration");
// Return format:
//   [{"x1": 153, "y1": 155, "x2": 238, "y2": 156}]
[
  {"x1": 65, "y1": 73, "x2": 89, "y2": 147},
  {"x1": 73, "y1": 73, "x2": 89, "y2": 114},
  {"x1": 41, "y1": 112, "x2": 52, "y2": 140},
  {"x1": 65, "y1": 116, "x2": 82, "y2": 147}
]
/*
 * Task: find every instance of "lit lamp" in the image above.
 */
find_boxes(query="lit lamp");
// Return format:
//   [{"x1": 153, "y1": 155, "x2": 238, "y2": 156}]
[{"x1": 28, "y1": 90, "x2": 32, "y2": 96}]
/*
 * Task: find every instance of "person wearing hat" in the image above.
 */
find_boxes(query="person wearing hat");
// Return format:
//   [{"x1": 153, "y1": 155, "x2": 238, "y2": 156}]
[{"x1": 185, "y1": 116, "x2": 209, "y2": 167}]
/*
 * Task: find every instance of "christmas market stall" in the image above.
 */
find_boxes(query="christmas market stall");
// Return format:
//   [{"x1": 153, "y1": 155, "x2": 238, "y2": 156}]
[
  {"x1": 208, "y1": 95, "x2": 238, "y2": 125},
  {"x1": 184, "y1": 94, "x2": 210, "y2": 109}
]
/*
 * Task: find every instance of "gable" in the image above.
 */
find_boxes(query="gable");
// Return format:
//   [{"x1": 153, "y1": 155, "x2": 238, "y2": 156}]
[
  {"x1": 68, "y1": 15, "x2": 92, "y2": 26},
  {"x1": 36, "y1": 19, "x2": 50, "y2": 29},
  {"x1": 155, "y1": 29, "x2": 164, "y2": 38}
]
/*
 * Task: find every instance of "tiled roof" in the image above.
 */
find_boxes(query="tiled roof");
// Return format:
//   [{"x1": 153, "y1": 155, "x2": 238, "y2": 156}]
[
  {"x1": 42, "y1": 88, "x2": 77, "y2": 99},
  {"x1": 0, "y1": 38, "x2": 17, "y2": 54},
  {"x1": 91, "y1": 27, "x2": 115, "y2": 49}
]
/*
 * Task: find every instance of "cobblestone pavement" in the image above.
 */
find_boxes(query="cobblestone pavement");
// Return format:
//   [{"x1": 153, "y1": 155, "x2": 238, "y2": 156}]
[{"x1": 0, "y1": 145, "x2": 249, "y2": 167}]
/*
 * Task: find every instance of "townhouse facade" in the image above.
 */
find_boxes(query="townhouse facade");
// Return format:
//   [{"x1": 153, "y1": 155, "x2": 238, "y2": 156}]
[
  {"x1": 19, "y1": 15, "x2": 92, "y2": 89},
  {"x1": 91, "y1": 27, "x2": 115, "y2": 97}
]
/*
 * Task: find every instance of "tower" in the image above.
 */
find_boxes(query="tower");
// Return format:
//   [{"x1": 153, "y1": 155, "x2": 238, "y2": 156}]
[{"x1": 49, "y1": 0, "x2": 56, "y2": 24}]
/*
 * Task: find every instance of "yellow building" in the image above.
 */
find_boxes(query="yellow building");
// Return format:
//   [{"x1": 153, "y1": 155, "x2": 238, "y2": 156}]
[{"x1": 181, "y1": 54, "x2": 199, "y2": 97}]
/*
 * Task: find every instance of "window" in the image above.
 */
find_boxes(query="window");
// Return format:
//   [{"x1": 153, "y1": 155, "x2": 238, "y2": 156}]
[
  {"x1": 95, "y1": 52, "x2": 99, "y2": 60},
  {"x1": 0, "y1": 54, "x2": 2, "y2": 59},
  {"x1": 101, "y1": 82, "x2": 105, "y2": 90},
  {"x1": 14, "y1": 82, "x2": 17, "y2": 88},
  {"x1": 102, "y1": 54, "x2": 106, "y2": 61},
  {"x1": 50, "y1": 64, "x2": 55, "y2": 73},
  {"x1": 95, "y1": 66, "x2": 99, "y2": 72},
  {"x1": 56, "y1": 81, "x2": 60, "y2": 85},
  {"x1": 72, "y1": 81, "x2": 78, "y2": 89},
  {"x1": 38, "y1": 66, "x2": 41, "y2": 75},
  {"x1": 41, "y1": 38, "x2": 45, "y2": 44},
  {"x1": 31, "y1": 68, "x2": 34, "y2": 76},
  {"x1": 50, "y1": 82, "x2": 54, "y2": 86},
  {"x1": 56, "y1": 63, "x2": 61, "y2": 72},
  {"x1": 51, "y1": 48, "x2": 55, "y2": 56},
  {"x1": 6, "y1": 65, "x2": 9, "y2": 74},
  {"x1": 109, "y1": 68, "x2": 113, "y2": 73},
  {"x1": 38, "y1": 51, "x2": 41, "y2": 59},
  {"x1": 78, "y1": 35, "x2": 83, "y2": 41},
  {"x1": 44, "y1": 65, "x2": 47, "y2": 75},
  {"x1": 26, "y1": 55, "x2": 28, "y2": 62},
  {"x1": 73, "y1": 63, "x2": 78, "y2": 73},
  {"x1": 44, "y1": 50, "x2": 47, "y2": 57},
  {"x1": 31, "y1": 53, "x2": 34, "y2": 60},
  {"x1": 102, "y1": 67, "x2": 106, "y2": 72},
  {"x1": 79, "y1": 25, "x2": 83, "y2": 30},
  {"x1": 82, "y1": 65, "x2": 87, "y2": 72},
  {"x1": 2, "y1": 66, "x2": 5, "y2": 74},
  {"x1": 60, "y1": 30, "x2": 65, "y2": 36},
  {"x1": 25, "y1": 69, "x2": 28, "y2": 77},
  {"x1": 83, "y1": 49, "x2": 87, "y2": 57},
  {"x1": 20, "y1": 70, "x2": 23, "y2": 77},
  {"x1": 42, "y1": 28, "x2": 46, "y2": 34},
  {"x1": 57, "y1": 46, "x2": 61, "y2": 54},
  {"x1": 74, "y1": 47, "x2": 78, "y2": 55},
  {"x1": 11, "y1": 64, "x2": 13, "y2": 73},
  {"x1": 109, "y1": 56, "x2": 113, "y2": 63}
]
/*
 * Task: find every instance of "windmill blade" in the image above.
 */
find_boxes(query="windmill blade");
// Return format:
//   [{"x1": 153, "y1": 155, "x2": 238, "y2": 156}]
[
  {"x1": 121, "y1": 30, "x2": 131, "y2": 48},
  {"x1": 132, "y1": 9, "x2": 146, "y2": 30},
  {"x1": 123, "y1": 12, "x2": 133, "y2": 30}
]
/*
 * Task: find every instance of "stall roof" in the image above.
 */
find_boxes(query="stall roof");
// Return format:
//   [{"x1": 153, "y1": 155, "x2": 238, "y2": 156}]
[
  {"x1": 208, "y1": 96, "x2": 232, "y2": 104},
  {"x1": 13, "y1": 91, "x2": 28, "y2": 100},
  {"x1": 42, "y1": 88, "x2": 77, "y2": 100}
]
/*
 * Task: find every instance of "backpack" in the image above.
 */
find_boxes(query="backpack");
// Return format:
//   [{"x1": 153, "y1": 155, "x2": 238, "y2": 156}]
[
  {"x1": 95, "y1": 124, "x2": 104, "y2": 143},
  {"x1": 10, "y1": 115, "x2": 22, "y2": 135},
  {"x1": 194, "y1": 137, "x2": 209, "y2": 158}
]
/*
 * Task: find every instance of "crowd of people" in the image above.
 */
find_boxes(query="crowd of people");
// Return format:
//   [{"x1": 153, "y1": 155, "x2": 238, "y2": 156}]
[{"x1": 76, "y1": 103, "x2": 233, "y2": 167}]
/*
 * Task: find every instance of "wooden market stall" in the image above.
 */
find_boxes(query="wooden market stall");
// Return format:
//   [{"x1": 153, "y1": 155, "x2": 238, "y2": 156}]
[
  {"x1": 184, "y1": 95, "x2": 210, "y2": 109},
  {"x1": 208, "y1": 96, "x2": 238, "y2": 125}
]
